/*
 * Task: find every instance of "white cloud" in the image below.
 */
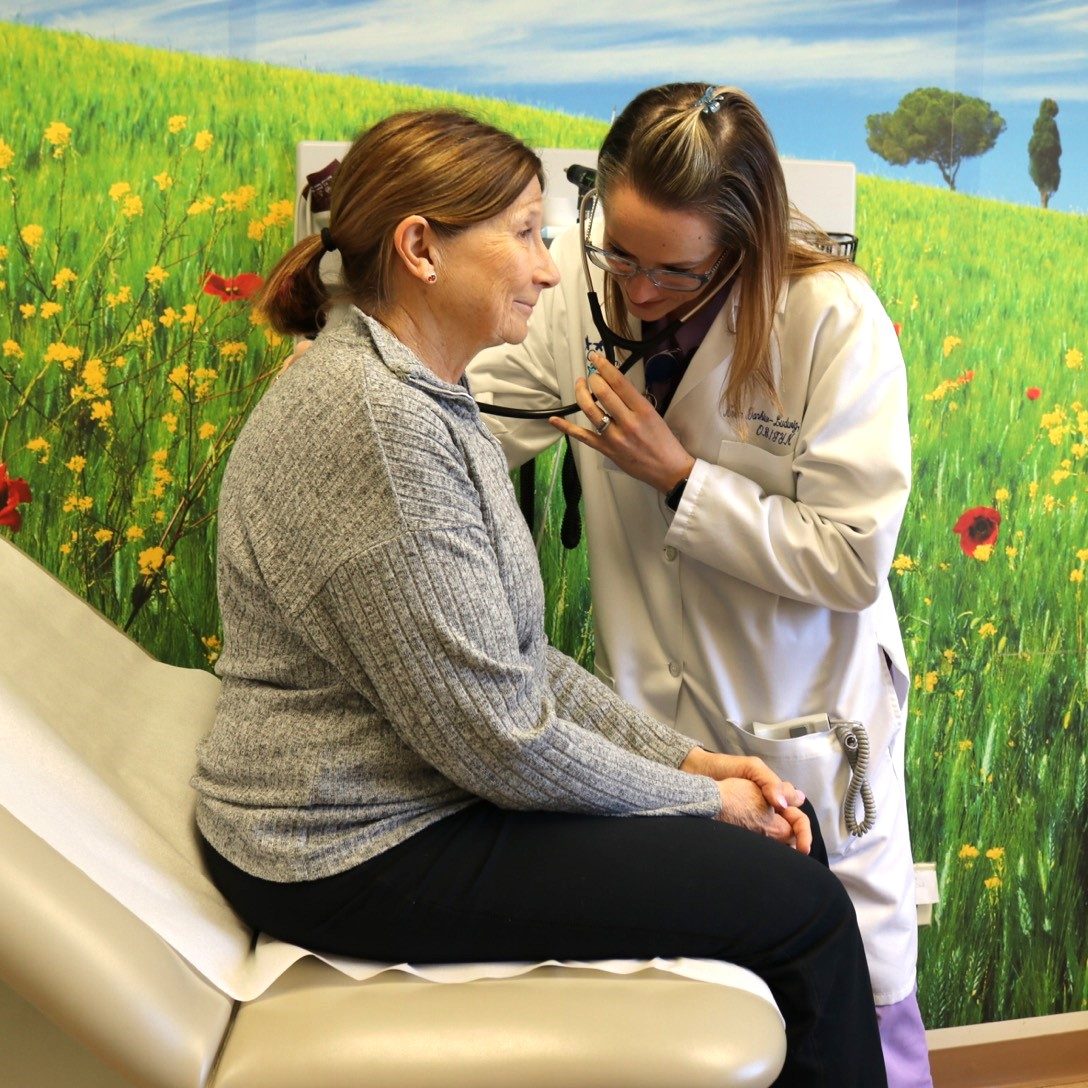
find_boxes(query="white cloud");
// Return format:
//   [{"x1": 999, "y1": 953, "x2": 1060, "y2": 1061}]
[{"x1": 11, "y1": 0, "x2": 1087, "y2": 101}]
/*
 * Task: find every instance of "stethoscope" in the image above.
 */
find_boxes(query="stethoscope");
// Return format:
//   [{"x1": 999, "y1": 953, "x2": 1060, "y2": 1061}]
[{"x1": 476, "y1": 188, "x2": 732, "y2": 421}]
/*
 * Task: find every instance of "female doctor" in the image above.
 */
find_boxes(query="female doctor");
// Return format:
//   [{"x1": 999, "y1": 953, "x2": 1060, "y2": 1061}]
[{"x1": 467, "y1": 83, "x2": 930, "y2": 1087}]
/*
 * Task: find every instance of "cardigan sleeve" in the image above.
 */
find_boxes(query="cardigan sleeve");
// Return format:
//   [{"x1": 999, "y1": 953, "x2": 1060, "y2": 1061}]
[{"x1": 302, "y1": 525, "x2": 722, "y2": 819}]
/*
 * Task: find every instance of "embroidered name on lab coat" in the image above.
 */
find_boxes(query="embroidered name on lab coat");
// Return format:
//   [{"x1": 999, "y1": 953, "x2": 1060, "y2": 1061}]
[{"x1": 748, "y1": 409, "x2": 800, "y2": 448}]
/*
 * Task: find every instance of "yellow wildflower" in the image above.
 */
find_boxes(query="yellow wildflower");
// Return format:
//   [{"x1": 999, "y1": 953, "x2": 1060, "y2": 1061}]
[
  {"x1": 0, "y1": 138, "x2": 14, "y2": 170},
  {"x1": 221, "y1": 185, "x2": 257, "y2": 212},
  {"x1": 948, "y1": 401, "x2": 959, "y2": 412},
  {"x1": 25, "y1": 436, "x2": 50, "y2": 463},
  {"x1": 958, "y1": 739, "x2": 973, "y2": 751},
  {"x1": 160, "y1": 307, "x2": 180, "y2": 328},
  {"x1": 44, "y1": 121, "x2": 72, "y2": 149},
  {"x1": 994, "y1": 487, "x2": 1010, "y2": 502},
  {"x1": 924, "y1": 671, "x2": 938, "y2": 693},
  {"x1": 59, "y1": 543, "x2": 71, "y2": 555},
  {"x1": 1077, "y1": 548, "x2": 1088, "y2": 562},
  {"x1": 90, "y1": 400, "x2": 113, "y2": 425},
  {"x1": 1052, "y1": 468, "x2": 1071, "y2": 485},
  {"x1": 167, "y1": 115, "x2": 188, "y2": 134},
  {"x1": 3, "y1": 339, "x2": 23, "y2": 358},
  {"x1": 1028, "y1": 481, "x2": 1039, "y2": 499},
  {"x1": 108, "y1": 181, "x2": 131, "y2": 201},
  {"x1": 153, "y1": 170, "x2": 173, "y2": 191},
  {"x1": 146, "y1": 265, "x2": 169, "y2": 286},
  {"x1": 264, "y1": 328, "x2": 284, "y2": 348},
  {"x1": 942, "y1": 335, "x2": 962, "y2": 358},
  {"x1": 82, "y1": 358, "x2": 107, "y2": 394},
  {"x1": 247, "y1": 219, "x2": 266, "y2": 241},
  {"x1": 151, "y1": 449, "x2": 169, "y2": 464},
  {"x1": 138, "y1": 546, "x2": 167, "y2": 576},
  {"x1": 94, "y1": 529, "x2": 114, "y2": 544},
  {"x1": 219, "y1": 341, "x2": 247, "y2": 360},
  {"x1": 128, "y1": 319, "x2": 156, "y2": 343},
  {"x1": 1071, "y1": 570, "x2": 1084, "y2": 584},
  {"x1": 198, "y1": 422, "x2": 217, "y2": 440},
  {"x1": 52, "y1": 267, "x2": 78, "y2": 289},
  {"x1": 194, "y1": 130, "x2": 214, "y2": 152},
  {"x1": 985, "y1": 847, "x2": 1004, "y2": 860},
  {"x1": 1005, "y1": 546, "x2": 1018, "y2": 559},
  {"x1": 202, "y1": 634, "x2": 221, "y2": 663},
  {"x1": 1043, "y1": 494, "x2": 1057, "y2": 513},
  {"x1": 0, "y1": 244, "x2": 7, "y2": 260},
  {"x1": 187, "y1": 195, "x2": 215, "y2": 216},
  {"x1": 1066, "y1": 347, "x2": 1084, "y2": 371},
  {"x1": 891, "y1": 554, "x2": 914, "y2": 574},
  {"x1": 125, "y1": 526, "x2": 145, "y2": 541},
  {"x1": 113, "y1": 355, "x2": 127, "y2": 370},
  {"x1": 121, "y1": 194, "x2": 144, "y2": 219},
  {"x1": 107, "y1": 285, "x2": 133, "y2": 307},
  {"x1": 983, "y1": 876, "x2": 1002, "y2": 890},
  {"x1": 45, "y1": 342, "x2": 82, "y2": 368},
  {"x1": 21, "y1": 224, "x2": 44, "y2": 248},
  {"x1": 161, "y1": 412, "x2": 179, "y2": 434},
  {"x1": 65, "y1": 455, "x2": 87, "y2": 473},
  {"x1": 959, "y1": 844, "x2": 979, "y2": 859},
  {"x1": 18, "y1": 303, "x2": 36, "y2": 319},
  {"x1": 978, "y1": 622, "x2": 998, "y2": 638},
  {"x1": 179, "y1": 303, "x2": 201, "y2": 325},
  {"x1": 972, "y1": 543, "x2": 993, "y2": 562},
  {"x1": 40, "y1": 301, "x2": 62, "y2": 319},
  {"x1": 154, "y1": 510, "x2": 166, "y2": 524}
]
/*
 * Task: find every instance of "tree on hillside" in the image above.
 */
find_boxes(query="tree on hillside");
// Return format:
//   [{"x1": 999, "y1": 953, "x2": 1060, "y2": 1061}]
[
  {"x1": 1028, "y1": 98, "x2": 1061, "y2": 208},
  {"x1": 866, "y1": 87, "x2": 1006, "y2": 190}
]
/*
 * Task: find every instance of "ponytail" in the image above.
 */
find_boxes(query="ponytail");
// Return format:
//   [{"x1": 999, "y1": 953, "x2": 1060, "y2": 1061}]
[{"x1": 254, "y1": 233, "x2": 330, "y2": 338}]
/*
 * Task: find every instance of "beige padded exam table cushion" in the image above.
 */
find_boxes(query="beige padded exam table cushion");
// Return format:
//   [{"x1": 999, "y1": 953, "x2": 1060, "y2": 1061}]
[{"x1": 0, "y1": 539, "x2": 786, "y2": 1088}]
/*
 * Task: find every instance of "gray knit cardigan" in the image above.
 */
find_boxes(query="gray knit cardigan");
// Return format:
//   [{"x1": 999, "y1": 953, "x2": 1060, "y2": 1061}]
[{"x1": 192, "y1": 309, "x2": 720, "y2": 882}]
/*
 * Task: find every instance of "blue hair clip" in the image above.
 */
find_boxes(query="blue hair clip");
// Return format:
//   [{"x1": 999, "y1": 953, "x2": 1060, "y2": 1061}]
[{"x1": 697, "y1": 87, "x2": 722, "y2": 115}]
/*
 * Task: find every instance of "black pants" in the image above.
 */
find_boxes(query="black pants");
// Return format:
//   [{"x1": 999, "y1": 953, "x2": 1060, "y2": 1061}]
[{"x1": 201, "y1": 803, "x2": 886, "y2": 1087}]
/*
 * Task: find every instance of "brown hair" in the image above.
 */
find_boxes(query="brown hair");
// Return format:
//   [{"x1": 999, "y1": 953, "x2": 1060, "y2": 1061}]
[
  {"x1": 596, "y1": 83, "x2": 857, "y2": 420},
  {"x1": 257, "y1": 110, "x2": 544, "y2": 337}
]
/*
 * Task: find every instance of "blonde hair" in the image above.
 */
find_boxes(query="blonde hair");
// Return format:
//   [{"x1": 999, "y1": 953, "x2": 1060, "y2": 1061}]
[
  {"x1": 596, "y1": 83, "x2": 857, "y2": 420},
  {"x1": 258, "y1": 110, "x2": 544, "y2": 336}
]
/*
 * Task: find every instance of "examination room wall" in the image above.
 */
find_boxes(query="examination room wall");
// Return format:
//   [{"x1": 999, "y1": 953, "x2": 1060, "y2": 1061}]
[{"x1": 0, "y1": 1, "x2": 1084, "y2": 1033}]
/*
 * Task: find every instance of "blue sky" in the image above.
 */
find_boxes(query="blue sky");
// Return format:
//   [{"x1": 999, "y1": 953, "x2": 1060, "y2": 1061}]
[{"x1": 7, "y1": 0, "x2": 1087, "y2": 210}]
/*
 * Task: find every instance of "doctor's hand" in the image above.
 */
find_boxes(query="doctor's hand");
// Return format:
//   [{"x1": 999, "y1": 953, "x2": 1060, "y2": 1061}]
[
  {"x1": 681, "y1": 748, "x2": 805, "y2": 813},
  {"x1": 548, "y1": 352, "x2": 696, "y2": 495},
  {"x1": 280, "y1": 338, "x2": 314, "y2": 373},
  {"x1": 715, "y1": 779, "x2": 812, "y2": 854}
]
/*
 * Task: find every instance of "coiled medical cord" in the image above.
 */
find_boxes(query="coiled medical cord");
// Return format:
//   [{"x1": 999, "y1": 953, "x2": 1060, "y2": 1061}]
[{"x1": 833, "y1": 721, "x2": 876, "y2": 837}]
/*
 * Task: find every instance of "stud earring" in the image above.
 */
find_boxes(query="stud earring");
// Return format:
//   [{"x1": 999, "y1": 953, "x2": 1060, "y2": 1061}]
[{"x1": 427, "y1": 272, "x2": 437, "y2": 284}]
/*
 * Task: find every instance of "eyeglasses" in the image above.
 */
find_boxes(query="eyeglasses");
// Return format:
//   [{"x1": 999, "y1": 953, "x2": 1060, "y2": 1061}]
[
  {"x1": 583, "y1": 243, "x2": 728, "y2": 293},
  {"x1": 579, "y1": 188, "x2": 734, "y2": 293}
]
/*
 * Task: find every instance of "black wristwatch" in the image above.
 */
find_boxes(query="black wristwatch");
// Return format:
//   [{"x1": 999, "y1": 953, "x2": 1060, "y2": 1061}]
[{"x1": 664, "y1": 477, "x2": 688, "y2": 511}]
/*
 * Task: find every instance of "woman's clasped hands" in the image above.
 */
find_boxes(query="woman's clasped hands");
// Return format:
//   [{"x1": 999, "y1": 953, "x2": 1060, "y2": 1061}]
[{"x1": 681, "y1": 748, "x2": 812, "y2": 853}]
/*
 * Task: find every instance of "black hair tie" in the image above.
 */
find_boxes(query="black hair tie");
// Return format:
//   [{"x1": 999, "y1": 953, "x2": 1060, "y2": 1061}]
[{"x1": 320, "y1": 226, "x2": 337, "y2": 253}]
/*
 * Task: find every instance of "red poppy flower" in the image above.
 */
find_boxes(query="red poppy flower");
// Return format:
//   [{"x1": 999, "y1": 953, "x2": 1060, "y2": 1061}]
[
  {"x1": 203, "y1": 272, "x2": 263, "y2": 302},
  {"x1": 958, "y1": 370, "x2": 975, "y2": 385},
  {"x1": 0, "y1": 463, "x2": 32, "y2": 533},
  {"x1": 953, "y1": 506, "x2": 1000, "y2": 556},
  {"x1": 1025, "y1": 386, "x2": 1041, "y2": 400},
  {"x1": 892, "y1": 322, "x2": 902, "y2": 337}
]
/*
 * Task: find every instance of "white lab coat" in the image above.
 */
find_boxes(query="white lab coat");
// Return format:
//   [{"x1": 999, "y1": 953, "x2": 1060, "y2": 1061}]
[{"x1": 469, "y1": 222, "x2": 917, "y2": 1004}]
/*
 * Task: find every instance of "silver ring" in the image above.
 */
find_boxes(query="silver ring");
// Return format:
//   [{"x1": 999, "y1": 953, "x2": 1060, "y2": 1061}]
[{"x1": 594, "y1": 413, "x2": 613, "y2": 436}]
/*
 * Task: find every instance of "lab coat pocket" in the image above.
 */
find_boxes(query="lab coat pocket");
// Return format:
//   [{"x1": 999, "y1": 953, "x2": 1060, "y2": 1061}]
[
  {"x1": 716, "y1": 440, "x2": 796, "y2": 499},
  {"x1": 718, "y1": 717, "x2": 857, "y2": 858}
]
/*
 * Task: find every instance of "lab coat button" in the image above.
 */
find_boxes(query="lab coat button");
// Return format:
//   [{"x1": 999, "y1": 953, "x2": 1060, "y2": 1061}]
[
  {"x1": 668, "y1": 661, "x2": 681, "y2": 677},
  {"x1": 663, "y1": 546, "x2": 678, "y2": 562}
]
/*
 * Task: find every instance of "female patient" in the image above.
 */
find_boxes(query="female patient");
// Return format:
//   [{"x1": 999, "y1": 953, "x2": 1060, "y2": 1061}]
[{"x1": 191, "y1": 109, "x2": 886, "y2": 1086}]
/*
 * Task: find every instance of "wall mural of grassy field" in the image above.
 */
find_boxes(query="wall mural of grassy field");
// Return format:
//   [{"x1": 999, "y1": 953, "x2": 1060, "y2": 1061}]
[{"x1": 2, "y1": 21, "x2": 1084, "y2": 1030}]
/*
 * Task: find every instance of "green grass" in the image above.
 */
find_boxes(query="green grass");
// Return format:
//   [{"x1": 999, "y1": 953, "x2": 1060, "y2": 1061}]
[{"x1": 2, "y1": 21, "x2": 1085, "y2": 1030}]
